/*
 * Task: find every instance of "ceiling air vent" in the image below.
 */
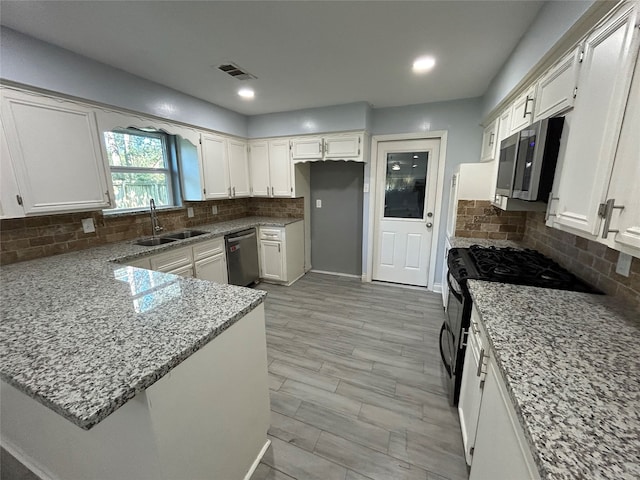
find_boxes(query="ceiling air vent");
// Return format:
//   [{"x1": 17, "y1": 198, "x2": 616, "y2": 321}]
[{"x1": 217, "y1": 63, "x2": 256, "y2": 80}]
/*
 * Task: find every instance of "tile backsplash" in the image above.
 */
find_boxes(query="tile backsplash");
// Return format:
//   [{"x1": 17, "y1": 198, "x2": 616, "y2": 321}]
[
  {"x1": 523, "y1": 212, "x2": 640, "y2": 312},
  {"x1": 455, "y1": 200, "x2": 527, "y2": 241},
  {"x1": 0, "y1": 197, "x2": 304, "y2": 265}
]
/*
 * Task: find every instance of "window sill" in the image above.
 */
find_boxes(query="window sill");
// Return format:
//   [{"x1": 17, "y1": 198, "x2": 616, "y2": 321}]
[{"x1": 102, "y1": 206, "x2": 184, "y2": 218}]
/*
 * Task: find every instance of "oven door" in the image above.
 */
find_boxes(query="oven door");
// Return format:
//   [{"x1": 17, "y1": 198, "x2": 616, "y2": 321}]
[{"x1": 441, "y1": 271, "x2": 465, "y2": 405}]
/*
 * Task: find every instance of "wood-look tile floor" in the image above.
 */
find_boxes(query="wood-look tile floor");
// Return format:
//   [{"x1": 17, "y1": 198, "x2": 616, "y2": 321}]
[{"x1": 253, "y1": 272, "x2": 469, "y2": 480}]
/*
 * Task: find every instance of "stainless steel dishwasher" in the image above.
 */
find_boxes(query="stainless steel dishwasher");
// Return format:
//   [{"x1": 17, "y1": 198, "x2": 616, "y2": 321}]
[{"x1": 225, "y1": 228, "x2": 260, "y2": 287}]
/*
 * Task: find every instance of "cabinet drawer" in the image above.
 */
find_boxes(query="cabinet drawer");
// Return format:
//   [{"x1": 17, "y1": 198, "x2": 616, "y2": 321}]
[
  {"x1": 260, "y1": 228, "x2": 282, "y2": 241},
  {"x1": 150, "y1": 246, "x2": 193, "y2": 272},
  {"x1": 192, "y1": 237, "x2": 225, "y2": 261}
]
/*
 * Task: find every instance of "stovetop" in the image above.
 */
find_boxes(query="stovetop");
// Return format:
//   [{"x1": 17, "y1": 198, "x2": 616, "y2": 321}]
[{"x1": 448, "y1": 245, "x2": 601, "y2": 294}]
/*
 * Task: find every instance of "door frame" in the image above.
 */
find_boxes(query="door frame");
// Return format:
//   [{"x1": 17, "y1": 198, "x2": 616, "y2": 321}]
[{"x1": 364, "y1": 131, "x2": 448, "y2": 290}]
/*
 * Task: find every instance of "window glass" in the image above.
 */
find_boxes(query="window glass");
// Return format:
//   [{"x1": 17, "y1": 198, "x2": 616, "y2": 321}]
[
  {"x1": 103, "y1": 130, "x2": 174, "y2": 210},
  {"x1": 383, "y1": 152, "x2": 428, "y2": 219}
]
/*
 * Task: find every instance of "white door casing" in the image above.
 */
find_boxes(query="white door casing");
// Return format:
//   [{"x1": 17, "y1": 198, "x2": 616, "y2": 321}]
[{"x1": 372, "y1": 139, "x2": 440, "y2": 287}]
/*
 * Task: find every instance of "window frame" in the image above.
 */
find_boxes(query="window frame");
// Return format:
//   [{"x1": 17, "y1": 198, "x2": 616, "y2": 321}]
[{"x1": 103, "y1": 128, "x2": 179, "y2": 213}]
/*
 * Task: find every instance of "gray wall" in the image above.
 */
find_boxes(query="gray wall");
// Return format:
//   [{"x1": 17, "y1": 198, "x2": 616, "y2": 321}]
[
  {"x1": 481, "y1": 0, "x2": 595, "y2": 118},
  {"x1": 0, "y1": 27, "x2": 248, "y2": 137},
  {"x1": 369, "y1": 97, "x2": 484, "y2": 286},
  {"x1": 310, "y1": 162, "x2": 364, "y2": 276},
  {"x1": 248, "y1": 102, "x2": 371, "y2": 138}
]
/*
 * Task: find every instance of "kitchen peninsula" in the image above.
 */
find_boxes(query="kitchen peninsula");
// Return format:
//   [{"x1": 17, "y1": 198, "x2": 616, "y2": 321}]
[{"x1": 0, "y1": 219, "x2": 280, "y2": 480}]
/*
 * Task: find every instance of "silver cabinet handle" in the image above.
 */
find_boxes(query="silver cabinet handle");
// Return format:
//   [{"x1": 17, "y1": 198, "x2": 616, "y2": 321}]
[
  {"x1": 267, "y1": 184, "x2": 270, "y2": 196},
  {"x1": 278, "y1": 243, "x2": 281, "y2": 253},
  {"x1": 471, "y1": 321, "x2": 480, "y2": 335},
  {"x1": 232, "y1": 186, "x2": 236, "y2": 197},
  {"x1": 477, "y1": 348, "x2": 485, "y2": 377},
  {"x1": 601, "y1": 198, "x2": 625, "y2": 239},
  {"x1": 523, "y1": 95, "x2": 534, "y2": 117},
  {"x1": 271, "y1": 186, "x2": 274, "y2": 196},
  {"x1": 461, "y1": 329, "x2": 469, "y2": 347},
  {"x1": 228, "y1": 187, "x2": 231, "y2": 197}
]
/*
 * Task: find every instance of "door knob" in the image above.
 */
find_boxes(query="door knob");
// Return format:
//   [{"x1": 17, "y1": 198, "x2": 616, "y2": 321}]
[{"x1": 426, "y1": 223, "x2": 433, "y2": 228}]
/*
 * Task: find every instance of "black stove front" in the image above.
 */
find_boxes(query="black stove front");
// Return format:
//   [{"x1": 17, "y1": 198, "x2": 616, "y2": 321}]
[{"x1": 441, "y1": 245, "x2": 601, "y2": 406}]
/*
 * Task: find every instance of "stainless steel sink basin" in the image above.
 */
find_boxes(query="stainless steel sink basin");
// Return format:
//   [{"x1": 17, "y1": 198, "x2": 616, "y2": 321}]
[
  {"x1": 162, "y1": 230, "x2": 209, "y2": 240},
  {"x1": 135, "y1": 237, "x2": 177, "y2": 246}
]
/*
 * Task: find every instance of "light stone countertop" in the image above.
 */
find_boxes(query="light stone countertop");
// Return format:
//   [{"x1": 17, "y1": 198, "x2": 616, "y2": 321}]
[
  {"x1": 448, "y1": 237, "x2": 524, "y2": 249},
  {"x1": 0, "y1": 217, "x2": 300, "y2": 429},
  {"x1": 467, "y1": 280, "x2": 640, "y2": 480}
]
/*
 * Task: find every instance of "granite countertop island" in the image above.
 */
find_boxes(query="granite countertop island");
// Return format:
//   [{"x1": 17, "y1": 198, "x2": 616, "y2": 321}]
[
  {"x1": 467, "y1": 280, "x2": 640, "y2": 479},
  {"x1": 0, "y1": 216, "x2": 298, "y2": 430}
]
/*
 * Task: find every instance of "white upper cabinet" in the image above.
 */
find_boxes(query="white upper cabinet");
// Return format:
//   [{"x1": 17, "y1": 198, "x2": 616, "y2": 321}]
[
  {"x1": 227, "y1": 138, "x2": 250, "y2": 198},
  {"x1": 248, "y1": 140, "x2": 270, "y2": 197},
  {"x1": 480, "y1": 117, "x2": 500, "y2": 162},
  {"x1": 0, "y1": 89, "x2": 111, "y2": 215},
  {"x1": 534, "y1": 46, "x2": 582, "y2": 122},
  {"x1": 601, "y1": 50, "x2": 640, "y2": 255},
  {"x1": 291, "y1": 133, "x2": 366, "y2": 163},
  {"x1": 323, "y1": 135, "x2": 361, "y2": 160},
  {"x1": 291, "y1": 137, "x2": 323, "y2": 160},
  {"x1": 508, "y1": 85, "x2": 536, "y2": 135},
  {"x1": 201, "y1": 133, "x2": 230, "y2": 199},
  {"x1": 0, "y1": 116, "x2": 25, "y2": 219},
  {"x1": 553, "y1": 3, "x2": 639, "y2": 236},
  {"x1": 269, "y1": 139, "x2": 292, "y2": 197}
]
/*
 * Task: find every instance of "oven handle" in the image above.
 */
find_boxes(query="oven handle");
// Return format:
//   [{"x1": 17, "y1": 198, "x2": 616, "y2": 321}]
[
  {"x1": 447, "y1": 272, "x2": 464, "y2": 303},
  {"x1": 439, "y1": 322, "x2": 452, "y2": 377}
]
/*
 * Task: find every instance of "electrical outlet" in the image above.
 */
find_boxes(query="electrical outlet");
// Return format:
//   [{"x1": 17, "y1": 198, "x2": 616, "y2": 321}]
[
  {"x1": 316, "y1": 199, "x2": 322, "y2": 208},
  {"x1": 615, "y1": 252, "x2": 632, "y2": 277},
  {"x1": 81, "y1": 218, "x2": 95, "y2": 234},
  {"x1": 212, "y1": 205, "x2": 218, "y2": 215},
  {"x1": 187, "y1": 207, "x2": 194, "y2": 218}
]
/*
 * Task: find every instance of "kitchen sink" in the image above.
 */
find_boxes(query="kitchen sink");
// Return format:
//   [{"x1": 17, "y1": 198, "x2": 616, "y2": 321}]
[
  {"x1": 134, "y1": 237, "x2": 177, "y2": 246},
  {"x1": 161, "y1": 230, "x2": 209, "y2": 240}
]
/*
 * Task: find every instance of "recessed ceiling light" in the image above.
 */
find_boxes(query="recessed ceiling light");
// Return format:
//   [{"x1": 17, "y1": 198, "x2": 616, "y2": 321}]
[
  {"x1": 412, "y1": 56, "x2": 436, "y2": 73},
  {"x1": 238, "y1": 88, "x2": 255, "y2": 99},
  {"x1": 392, "y1": 163, "x2": 401, "y2": 171}
]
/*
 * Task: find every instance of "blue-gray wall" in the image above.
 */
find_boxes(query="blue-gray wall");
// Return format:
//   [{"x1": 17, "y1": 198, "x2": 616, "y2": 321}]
[
  {"x1": 369, "y1": 97, "x2": 484, "y2": 286},
  {"x1": 248, "y1": 102, "x2": 371, "y2": 138},
  {"x1": 482, "y1": 0, "x2": 595, "y2": 118},
  {"x1": 0, "y1": 27, "x2": 248, "y2": 137}
]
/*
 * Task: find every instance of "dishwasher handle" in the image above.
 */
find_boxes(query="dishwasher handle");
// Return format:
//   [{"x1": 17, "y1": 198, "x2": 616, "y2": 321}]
[{"x1": 226, "y1": 231, "x2": 256, "y2": 243}]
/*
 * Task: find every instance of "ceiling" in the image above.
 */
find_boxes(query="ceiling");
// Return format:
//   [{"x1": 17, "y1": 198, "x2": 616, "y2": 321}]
[{"x1": 0, "y1": 1, "x2": 545, "y2": 116}]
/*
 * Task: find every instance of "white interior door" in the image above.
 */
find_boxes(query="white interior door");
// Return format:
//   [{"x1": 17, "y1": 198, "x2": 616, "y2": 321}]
[{"x1": 373, "y1": 139, "x2": 439, "y2": 286}]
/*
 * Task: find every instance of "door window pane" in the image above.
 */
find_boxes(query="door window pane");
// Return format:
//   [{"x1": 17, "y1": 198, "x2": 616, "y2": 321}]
[{"x1": 384, "y1": 152, "x2": 428, "y2": 218}]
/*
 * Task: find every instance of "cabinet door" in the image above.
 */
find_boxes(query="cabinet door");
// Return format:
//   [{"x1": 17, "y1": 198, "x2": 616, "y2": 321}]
[
  {"x1": 269, "y1": 139, "x2": 292, "y2": 197},
  {"x1": 166, "y1": 264, "x2": 194, "y2": 278},
  {"x1": 149, "y1": 246, "x2": 193, "y2": 273},
  {"x1": 260, "y1": 240, "x2": 284, "y2": 281},
  {"x1": 554, "y1": 4, "x2": 639, "y2": 236},
  {"x1": 201, "y1": 133, "x2": 230, "y2": 199},
  {"x1": 194, "y1": 253, "x2": 228, "y2": 284},
  {"x1": 228, "y1": 139, "x2": 250, "y2": 198},
  {"x1": 509, "y1": 85, "x2": 536, "y2": 135},
  {"x1": 248, "y1": 141, "x2": 270, "y2": 197},
  {"x1": 126, "y1": 257, "x2": 152, "y2": 269},
  {"x1": 469, "y1": 359, "x2": 539, "y2": 480},
  {"x1": 604, "y1": 51, "x2": 640, "y2": 253},
  {"x1": 458, "y1": 311, "x2": 486, "y2": 466},
  {"x1": 291, "y1": 137, "x2": 323, "y2": 160},
  {"x1": 0, "y1": 116, "x2": 25, "y2": 219},
  {"x1": 534, "y1": 47, "x2": 581, "y2": 122},
  {"x1": 480, "y1": 118, "x2": 499, "y2": 162},
  {"x1": 323, "y1": 135, "x2": 361, "y2": 160},
  {"x1": 1, "y1": 90, "x2": 111, "y2": 214}
]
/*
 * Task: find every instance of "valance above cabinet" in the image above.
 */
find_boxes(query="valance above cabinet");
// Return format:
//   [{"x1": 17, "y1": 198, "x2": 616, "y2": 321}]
[{"x1": 291, "y1": 133, "x2": 366, "y2": 163}]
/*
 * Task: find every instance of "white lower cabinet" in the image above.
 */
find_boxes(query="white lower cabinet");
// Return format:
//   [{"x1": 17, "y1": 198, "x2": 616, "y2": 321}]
[
  {"x1": 469, "y1": 356, "x2": 540, "y2": 480},
  {"x1": 258, "y1": 221, "x2": 304, "y2": 285},
  {"x1": 128, "y1": 237, "x2": 228, "y2": 283}
]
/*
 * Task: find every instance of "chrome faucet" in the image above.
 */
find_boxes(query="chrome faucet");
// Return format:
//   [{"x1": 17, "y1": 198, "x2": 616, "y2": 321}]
[{"x1": 150, "y1": 198, "x2": 163, "y2": 237}]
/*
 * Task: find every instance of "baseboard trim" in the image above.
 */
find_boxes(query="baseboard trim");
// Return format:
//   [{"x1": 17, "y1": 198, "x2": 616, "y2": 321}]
[
  {"x1": 243, "y1": 439, "x2": 271, "y2": 480},
  {"x1": 309, "y1": 269, "x2": 361, "y2": 279},
  {"x1": 1, "y1": 438, "x2": 59, "y2": 480},
  {"x1": 432, "y1": 282, "x2": 442, "y2": 294}
]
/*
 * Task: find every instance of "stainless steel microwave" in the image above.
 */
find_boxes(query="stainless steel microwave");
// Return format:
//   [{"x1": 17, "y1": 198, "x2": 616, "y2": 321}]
[{"x1": 496, "y1": 117, "x2": 564, "y2": 202}]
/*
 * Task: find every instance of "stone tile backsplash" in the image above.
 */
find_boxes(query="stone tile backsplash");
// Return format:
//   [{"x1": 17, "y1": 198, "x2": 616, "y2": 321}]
[
  {"x1": 455, "y1": 200, "x2": 527, "y2": 241},
  {"x1": 0, "y1": 197, "x2": 304, "y2": 265},
  {"x1": 523, "y1": 212, "x2": 640, "y2": 312}
]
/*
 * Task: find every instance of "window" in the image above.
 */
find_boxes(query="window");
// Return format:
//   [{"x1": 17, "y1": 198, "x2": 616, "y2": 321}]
[{"x1": 103, "y1": 129, "x2": 180, "y2": 211}]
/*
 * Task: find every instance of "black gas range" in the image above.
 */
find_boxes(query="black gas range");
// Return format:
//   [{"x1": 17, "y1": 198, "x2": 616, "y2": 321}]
[{"x1": 440, "y1": 245, "x2": 601, "y2": 407}]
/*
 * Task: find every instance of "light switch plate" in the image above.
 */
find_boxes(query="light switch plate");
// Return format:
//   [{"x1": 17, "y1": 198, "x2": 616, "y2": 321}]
[
  {"x1": 316, "y1": 199, "x2": 322, "y2": 208},
  {"x1": 615, "y1": 252, "x2": 632, "y2": 277},
  {"x1": 81, "y1": 218, "x2": 95, "y2": 234},
  {"x1": 187, "y1": 207, "x2": 194, "y2": 218},
  {"x1": 212, "y1": 205, "x2": 218, "y2": 215}
]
